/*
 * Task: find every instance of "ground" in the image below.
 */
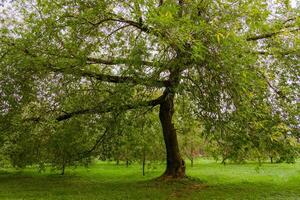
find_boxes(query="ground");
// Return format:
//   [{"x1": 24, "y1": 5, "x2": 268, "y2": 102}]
[{"x1": 0, "y1": 159, "x2": 299, "y2": 200}]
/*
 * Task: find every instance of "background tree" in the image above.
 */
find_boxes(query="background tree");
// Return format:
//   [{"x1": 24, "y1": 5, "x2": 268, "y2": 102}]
[{"x1": 175, "y1": 96, "x2": 205, "y2": 167}]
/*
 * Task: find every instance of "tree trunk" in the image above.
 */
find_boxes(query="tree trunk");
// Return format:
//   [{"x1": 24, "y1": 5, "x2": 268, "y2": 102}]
[
  {"x1": 159, "y1": 91, "x2": 186, "y2": 178},
  {"x1": 270, "y1": 156, "x2": 273, "y2": 164},
  {"x1": 61, "y1": 163, "x2": 65, "y2": 175},
  {"x1": 190, "y1": 146, "x2": 194, "y2": 167},
  {"x1": 142, "y1": 146, "x2": 146, "y2": 176},
  {"x1": 221, "y1": 157, "x2": 227, "y2": 165}
]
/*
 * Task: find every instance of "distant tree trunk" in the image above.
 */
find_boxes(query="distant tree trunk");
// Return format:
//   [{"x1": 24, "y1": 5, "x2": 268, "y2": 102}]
[
  {"x1": 126, "y1": 159, "x2": 129, "y2": 167},
  {"x1": 159, "y1": 90, "x2": 186, "y2": 178},
  {"x1": 221, "y1": 157, "x2": 227, "y2": 165},
  {"x1": 61, "y1": 163, "x2": 65, "y2": 175},
  {"x1": 142, "y1": 146, "x2": 146, "y2": 176},
  {"x1": 190, "y1": 146, "x2": 194, "y2": 167},
  {"x1": 116, "y1": 159, "x2": 119, "y2": 165},
  {"x1": 270, "y1": 156, "x2": 273, "y2": 164}
]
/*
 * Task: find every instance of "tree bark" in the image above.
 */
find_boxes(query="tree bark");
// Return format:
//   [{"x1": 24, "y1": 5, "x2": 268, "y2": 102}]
[{"x1": 159, "y1": 90, "x2": 186, "y2": 178}]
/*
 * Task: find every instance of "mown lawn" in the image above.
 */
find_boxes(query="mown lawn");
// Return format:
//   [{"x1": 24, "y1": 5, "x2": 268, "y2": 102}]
[{"x1": 0, "y1": 159, "x2": 299, "y2": 200}]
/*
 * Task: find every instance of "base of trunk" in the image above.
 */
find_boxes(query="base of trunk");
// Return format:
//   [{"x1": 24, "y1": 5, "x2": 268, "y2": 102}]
[{"x1": 159, "y1": 159, "x2": 186, "y2": 179}]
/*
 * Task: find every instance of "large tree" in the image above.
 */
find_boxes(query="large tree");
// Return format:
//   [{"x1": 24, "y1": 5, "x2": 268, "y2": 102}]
[{"x1": 0, "y1": 0, "x2": 299, "y2": 178}]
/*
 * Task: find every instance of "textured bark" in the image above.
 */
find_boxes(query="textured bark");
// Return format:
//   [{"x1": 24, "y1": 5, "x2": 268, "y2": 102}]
[{"x1": 159, "y1": 90, "x2": 186, "y2": 178}]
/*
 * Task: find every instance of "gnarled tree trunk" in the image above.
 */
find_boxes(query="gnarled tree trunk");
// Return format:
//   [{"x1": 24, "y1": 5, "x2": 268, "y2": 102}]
[{"x1": 159, "y1": 90, "x2": 186, "y2": 178}]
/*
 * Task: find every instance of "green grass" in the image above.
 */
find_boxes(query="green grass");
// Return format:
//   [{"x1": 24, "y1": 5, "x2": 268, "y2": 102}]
[{"x1": 0, "y1": 159, "x2": 299, "y2": 200}]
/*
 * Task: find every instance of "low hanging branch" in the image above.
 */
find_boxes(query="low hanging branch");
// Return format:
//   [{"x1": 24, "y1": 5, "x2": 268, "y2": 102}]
[
  {"x1": 23, "y1": 96, "x2": 164, "y2": 123},
  {"x1": 56, "y1": 95, "x2": 164, "y2": 121},
  {"x1": 76, "y1": 128, "x2": 109, "y2": 160}
]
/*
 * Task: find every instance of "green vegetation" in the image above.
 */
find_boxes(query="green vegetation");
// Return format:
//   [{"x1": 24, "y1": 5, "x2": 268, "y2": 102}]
[
  {"x1": 0, "y1": 160, "x2": 299, "y2": 200},
  {"x1": 0, "y1": 3, "x2": 299, "y2": 200},
  {"x1": 0, "y1": 0, "x2": 299, "y2": 178}
]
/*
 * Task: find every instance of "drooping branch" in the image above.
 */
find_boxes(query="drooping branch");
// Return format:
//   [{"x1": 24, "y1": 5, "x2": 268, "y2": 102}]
[
  {"x1": 62, "y1": 11, "x2": 152, "y2": 35},
  {"x1": 56, "y1": 96, "x2": 164, "y2": 121},
  {"x1": 76, "y1": 128, "x2": 109, "y2": 160},
  {"x1": 257, "y1": 71, "x2": 291, "y2": 102},
  {"x1": 106, "y1": 24, "x2": 132, "y2": 38},
  {"x1": 84, "y1": 13, "x2": 171, "y2": 40},
  {"x1": 283, "y1": 16, "x2": 298, "y2": 25},
  {"x1": 246, "y1": 27, "x2": 300, "y2": 41},
  {"x1": 0, "y1": 51, "x2": 8, "y2": 60},
  {"x1": 251, "y1": 50, "x2": 298, "y2": 56}
]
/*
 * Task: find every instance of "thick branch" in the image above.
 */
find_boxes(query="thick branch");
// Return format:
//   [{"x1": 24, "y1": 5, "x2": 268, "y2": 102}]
[
  {"x1": 68, "y1": 69, "x2": 170, "y2": 88},
  {"x1": 56, "y1": 96, "x2": 163, "y2": 121},
  {"x1": 110, "y1": 18, "x2": 150, "y2": 33},
  {"x1": 89, "y1": 16, "x2": 151, "y2": 34},
  {"x1": 86, "y1": 57, "x2": 155, "y2": 66},
  {"x1": 44, "y1": 56, "x2": 170, "y2": 88}
]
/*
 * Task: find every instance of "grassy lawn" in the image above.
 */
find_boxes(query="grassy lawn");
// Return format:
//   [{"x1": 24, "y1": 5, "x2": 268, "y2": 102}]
[{"x1": 0, "y1": 159, "x2": 299, "y2": 200}]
